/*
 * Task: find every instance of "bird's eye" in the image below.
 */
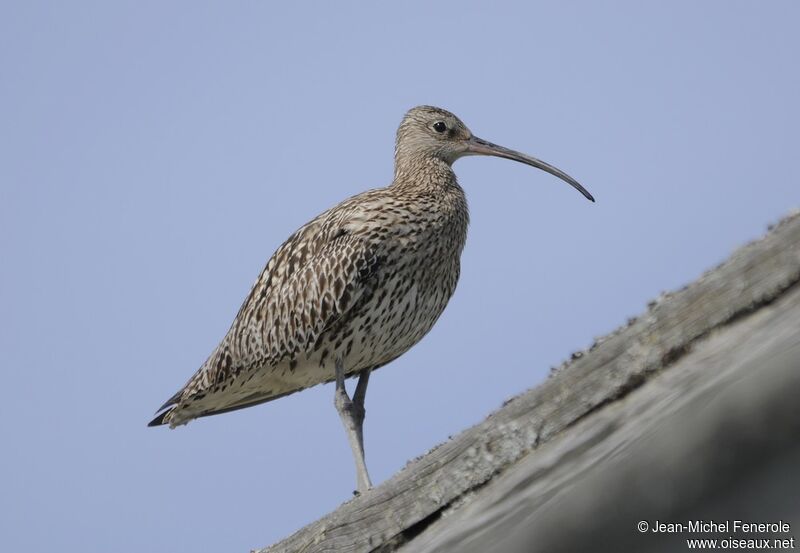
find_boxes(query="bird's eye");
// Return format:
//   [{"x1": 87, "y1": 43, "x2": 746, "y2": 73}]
[{"x1": 433, "y1": 121, "x2": 447, "y2": 133}]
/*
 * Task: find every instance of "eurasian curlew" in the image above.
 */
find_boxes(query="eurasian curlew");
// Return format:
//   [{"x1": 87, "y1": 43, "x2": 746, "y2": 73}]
[{"x1": 149, "y1": 106, "x2": 594, "y2": 494}]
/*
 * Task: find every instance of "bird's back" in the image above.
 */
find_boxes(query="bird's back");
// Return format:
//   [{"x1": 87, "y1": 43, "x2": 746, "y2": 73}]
[{"x1": 151, "y1": 177, "x2": 468, "y2": 427}]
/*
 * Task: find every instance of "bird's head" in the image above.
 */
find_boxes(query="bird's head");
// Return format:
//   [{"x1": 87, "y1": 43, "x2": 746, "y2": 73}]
[
  {"x1": 395, "y1": 105, "x2": 594, "y2": 202},
  {"x1": 396, "y1": 106, "x2": 473, "y2": 165}
]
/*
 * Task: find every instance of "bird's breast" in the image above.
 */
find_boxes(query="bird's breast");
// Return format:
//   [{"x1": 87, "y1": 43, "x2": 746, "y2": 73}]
[{"x1": 330, "y1": 212, "x2": 465, "y2": 373}]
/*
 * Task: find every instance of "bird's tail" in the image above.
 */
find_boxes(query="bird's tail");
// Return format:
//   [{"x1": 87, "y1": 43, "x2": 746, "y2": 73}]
[
  {"x1": 147, "y1": 390, "x2": 182, "y2": 427},
  {"x1": 147, "y1": 408, "x2": 173, "y2": 427}
]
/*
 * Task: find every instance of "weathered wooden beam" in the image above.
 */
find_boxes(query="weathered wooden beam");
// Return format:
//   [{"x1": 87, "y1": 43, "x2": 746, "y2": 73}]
[
  {"x1": 256, "y1": 210, "x2": 800, "y2": 553},
  {"x1": 409, "y1": 263, "x2": 800, "y2": 552}
]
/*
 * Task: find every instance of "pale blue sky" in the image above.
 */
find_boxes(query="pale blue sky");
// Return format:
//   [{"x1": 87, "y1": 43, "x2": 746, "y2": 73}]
[{"x1": 1, "y1": 2, "x2": 798, "y2": 551}]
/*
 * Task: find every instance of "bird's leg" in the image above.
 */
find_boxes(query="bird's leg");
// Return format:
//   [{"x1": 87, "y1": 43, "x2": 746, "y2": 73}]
[{"x1": 334, "y1": 359, "x2": 373, "y2": 494}]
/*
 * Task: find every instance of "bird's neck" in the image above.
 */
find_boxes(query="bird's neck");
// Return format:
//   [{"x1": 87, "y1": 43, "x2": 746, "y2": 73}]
[{"x1": 391, "y1": 156, "x2": 460, "y2": 194}]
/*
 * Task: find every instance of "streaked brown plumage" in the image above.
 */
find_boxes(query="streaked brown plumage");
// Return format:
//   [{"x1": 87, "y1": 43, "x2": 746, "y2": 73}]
[{"x1": 149, "y1": 105, "x2": 593, "y2": 493}]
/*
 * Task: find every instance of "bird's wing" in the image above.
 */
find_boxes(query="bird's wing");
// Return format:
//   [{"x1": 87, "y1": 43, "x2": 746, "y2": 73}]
[
  {"x1": 151, "y1": 202, "x2": 384, "y2": 424},
  {"x1": 231, "y1": 222, "x2": 381, "y2": 368}
]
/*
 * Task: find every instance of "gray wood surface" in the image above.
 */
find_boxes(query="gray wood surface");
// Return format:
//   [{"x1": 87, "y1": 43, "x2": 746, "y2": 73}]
[
  {"x1": 256, "y1": 210, "x2": 800, "y2": 553},
  {"x1": 408, "y1": 261, "x2": 800, "y2": 553}
]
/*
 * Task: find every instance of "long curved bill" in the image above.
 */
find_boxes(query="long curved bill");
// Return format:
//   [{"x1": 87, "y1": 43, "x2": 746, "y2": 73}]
[{"x1": 466, "y1": 136, "x2": 595, "y2": 202}]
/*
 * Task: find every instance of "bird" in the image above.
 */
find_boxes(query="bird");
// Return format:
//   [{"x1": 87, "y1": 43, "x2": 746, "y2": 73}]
[{"x1": 149, "y1": 105, "x2": 594, "y2": 494}]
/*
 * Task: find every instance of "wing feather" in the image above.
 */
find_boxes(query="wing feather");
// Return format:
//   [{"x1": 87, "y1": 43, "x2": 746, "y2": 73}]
[{"x1": 152, "y1": 198, "x2": 384, "y2": 424}]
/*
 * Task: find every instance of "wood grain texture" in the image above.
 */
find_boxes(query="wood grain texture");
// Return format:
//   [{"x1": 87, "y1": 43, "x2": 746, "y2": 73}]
[
  {"x1": 409, "y1": 260, "x2": 800, "y2": 553},
  {"x1": 256, "y1": 210, "x2": 800, "y2": 553}
]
